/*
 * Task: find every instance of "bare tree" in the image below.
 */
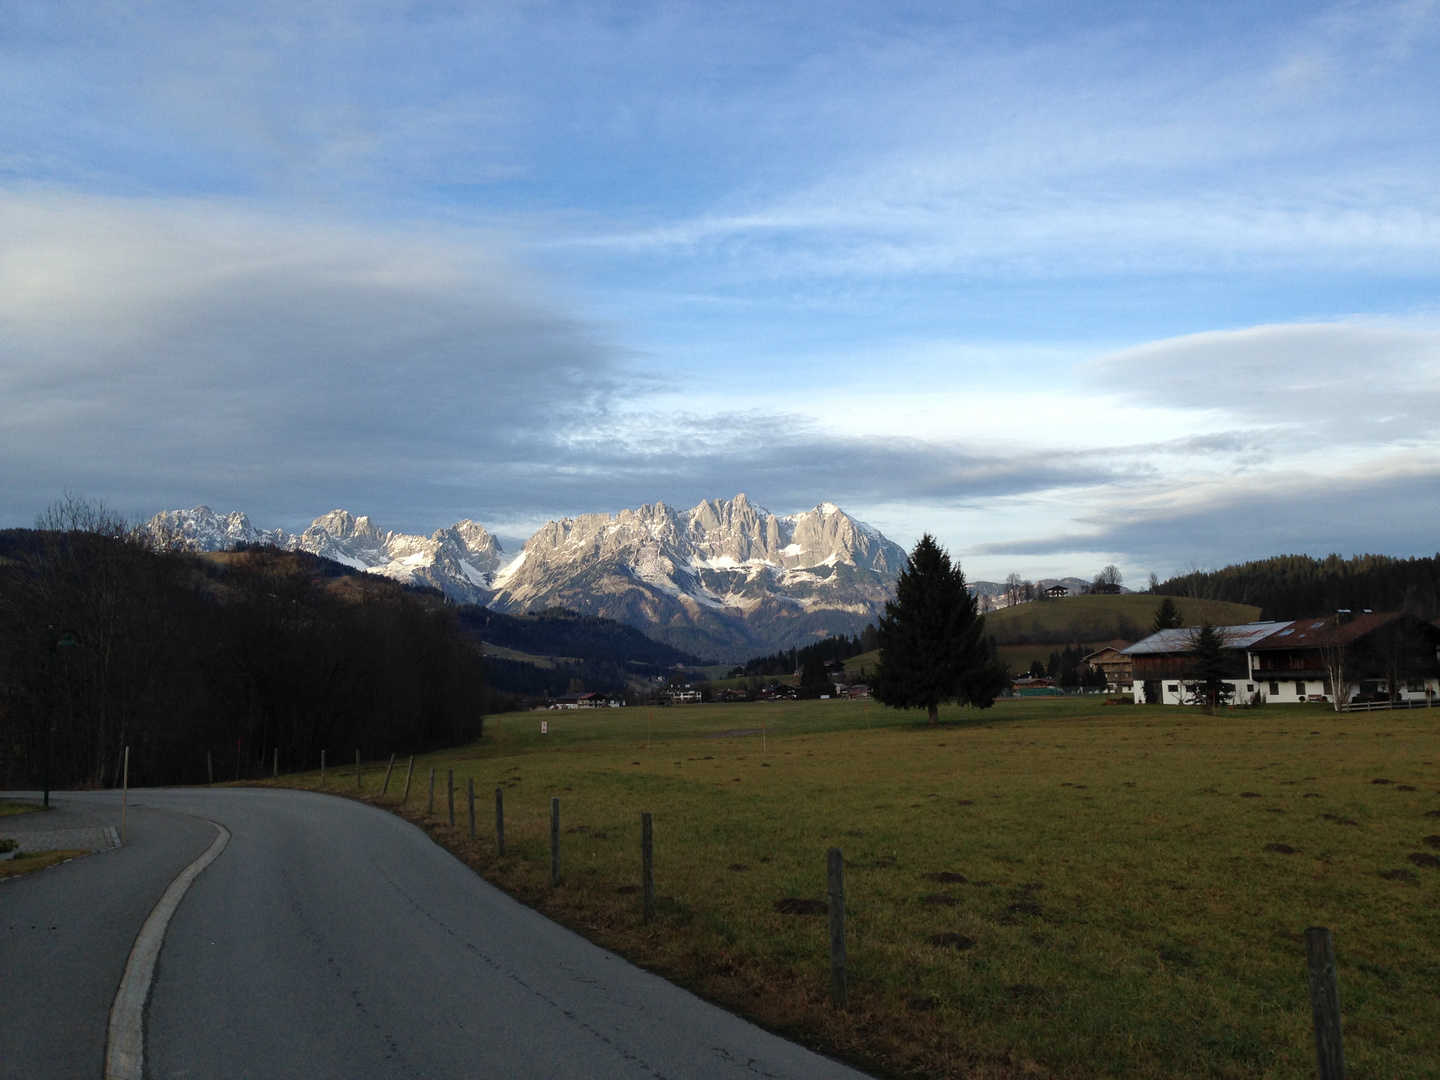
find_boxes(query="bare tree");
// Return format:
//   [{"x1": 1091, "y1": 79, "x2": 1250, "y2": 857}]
[
  {"x1": 1004, "y1": 572, "x2": 1023, "y2": 607},
  {"x1": 1319, "y1": 641, "x2": 1351, "y2": 712},
  {"x1": 1094, "y1": 564, "x2": 1122, "y2": 589}
]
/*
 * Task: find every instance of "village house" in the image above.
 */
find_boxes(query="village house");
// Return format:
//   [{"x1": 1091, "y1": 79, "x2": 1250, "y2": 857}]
[
  {"x1": 1123, "y1": 612, "x2": 1440, "y2": 706},
  {"x1": 549, "y1": 691, "x2": 623, "y2": 709},
  {"x1": 1081, "y1": 645, "x2": 1134, "y2": 692}
]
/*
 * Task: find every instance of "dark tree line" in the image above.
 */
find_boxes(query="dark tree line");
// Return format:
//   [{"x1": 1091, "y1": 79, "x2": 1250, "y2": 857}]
[
  {"x1": 1156, "y1": 553, "x2": 1440, "y2": 621},
  {"x1": 729, "y1": 625, "x2": 880, "y2": 679},
  {"x1": 0, "y1": 506, "x2": 485, "y2": 790}
]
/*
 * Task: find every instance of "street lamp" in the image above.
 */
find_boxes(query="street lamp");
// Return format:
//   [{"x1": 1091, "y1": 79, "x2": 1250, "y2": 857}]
[{"x1": 43, "y1": 629, "x2": 82, "y2": 809}]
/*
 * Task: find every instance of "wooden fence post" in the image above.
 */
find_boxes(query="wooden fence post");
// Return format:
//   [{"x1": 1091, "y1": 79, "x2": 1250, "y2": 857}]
[
  {"x1": 206, "y1": 750, "x2": 213, "y2": 787},
  {"x1": 641, "y1": 812, "x2": 654, "y2": 922},
  {"x1": 495, "y1": 788, "x2": 505, "y2": 855},
  {"x1": 320, "y1": 749, "x2": 325, "y2": 781},
  {"x1": 828, "y1": 847, "x2": 847, "y2": 1009},
  {"x1": 121, "y1": 746, "x2": 130, "y2": 845},
  {"x1": 355, "y1": 749, "x2": 361, "y2": 790},
  {"x1": 273, "y1": 747, "x2": 278, "y2": 778},
  {"x1": 447, "y1": 769, "x2": 455, "y2": 827},
  {"x1": 381, "y1": 753, "x2": 395, "y2": 795},
  {"x1": 550, "y1": 797, "x2": 561, "y2": 886},
  {"x1": 401, "y1": 756, "x2": 414, "y2": 804},
  {"x1": 1305, "y1": 926, "x2": 1346, "y2": 1080},
  {"x1": 467, "y1": 777, "x2": 476, "y2": 840},
  {"x1": 428, "y1": 766, "x2": 435, "y2": 814}
]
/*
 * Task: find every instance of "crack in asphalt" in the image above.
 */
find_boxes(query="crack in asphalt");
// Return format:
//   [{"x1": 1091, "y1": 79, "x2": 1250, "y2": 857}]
[{"x1": 372, "y1": 859, "x2": 676, "y2": 1079}]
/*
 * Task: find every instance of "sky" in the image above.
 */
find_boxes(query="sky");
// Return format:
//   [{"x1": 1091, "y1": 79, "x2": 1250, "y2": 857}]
[{"x1": 2, "y1": 0, "x2": 1438, "y2": 583}]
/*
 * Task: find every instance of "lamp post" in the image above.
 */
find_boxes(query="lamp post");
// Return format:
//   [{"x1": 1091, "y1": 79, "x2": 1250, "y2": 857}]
[{"x1": 44, "y1": 629, "x2": 82, "y2": 809}]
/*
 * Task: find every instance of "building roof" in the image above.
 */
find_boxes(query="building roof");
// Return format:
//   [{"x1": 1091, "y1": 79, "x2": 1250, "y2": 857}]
[
  {"x1": 1247, "y1": 611, "x2": 1408, "y2": 651},
  {"x1": 1083, "y1": 646, "x2": 1129, "y2": 663},
  {"x1": 1122, "y1": 622, "x2": 1292, "y2": 655}
]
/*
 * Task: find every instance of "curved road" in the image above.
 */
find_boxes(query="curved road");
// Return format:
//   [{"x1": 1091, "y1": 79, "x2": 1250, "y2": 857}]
[{"x1": 1, "y1": 787, "x2": 870, "y2": 1079}]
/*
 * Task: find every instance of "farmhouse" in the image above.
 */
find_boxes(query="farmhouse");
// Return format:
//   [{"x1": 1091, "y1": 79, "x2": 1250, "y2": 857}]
[
  {"x1": 1044, "y1": 584, "x2": 1068, "y2": 598},
  {"x1": 550, "y1": 691, "x2": 622, "y2": 709},
  {"x1": 1124, "y1": 613, "x2": 1440, "y2": 706},
  {"x1": 1248, "y1": 611, "x2": 1440, "y2": 704},
  {"x1": 1081, "y1": 646, "x2": 1133, "y2": 691}
]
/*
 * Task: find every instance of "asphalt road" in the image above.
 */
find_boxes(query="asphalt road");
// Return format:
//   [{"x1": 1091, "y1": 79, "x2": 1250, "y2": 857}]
[{"x1": 1, "y1": 788, "x2": 870, "y2": 1079}]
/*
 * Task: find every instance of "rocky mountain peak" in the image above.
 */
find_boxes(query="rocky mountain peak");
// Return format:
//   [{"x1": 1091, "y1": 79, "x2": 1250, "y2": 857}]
[{"x1": 144, "y1": 495, "x2": 906, "y2": 659}]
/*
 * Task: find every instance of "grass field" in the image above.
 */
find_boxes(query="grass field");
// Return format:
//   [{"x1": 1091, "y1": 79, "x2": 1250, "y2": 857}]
[
  {"x1": 0, "y1": 798, "x2": 44, "y2": 817},
  {"x1": 274, "y1": 699, "x2": 1439, "y2": 1079}
]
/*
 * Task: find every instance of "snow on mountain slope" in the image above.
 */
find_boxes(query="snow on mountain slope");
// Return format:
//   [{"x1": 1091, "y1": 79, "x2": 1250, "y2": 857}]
[
  {"x1": 145, "y1": 495, "x2": 906, "y2": 659},
  {"x1": 146, "y1": 506, "x2": 293, "y2": 551},
  {"x1": 488, "y1": 495, "x2": 907, "y2": 658},
  {"x1": 145, "y1": 506, "x2": 504, "y2": 603}
]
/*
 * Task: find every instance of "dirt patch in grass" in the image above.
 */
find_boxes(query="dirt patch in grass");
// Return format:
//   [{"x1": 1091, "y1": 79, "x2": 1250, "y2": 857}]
[
  {"x1": 1263, "y1": 844, "x2": 1299, "y2": 854},
  {"x1": 1405, "y1": 852, "x2": 1440, "y2": 868},
  {"x1": 929, "y1": 933, "x2": 976, "y2": 950},
  {"x1": 929, "y1": 871, "x2": 968, "y2": 884},
  {"x1": 775, "y1": 898, "x2": 827, "y2": 915},
  {"x1": 1379, "y1": 869, "x2": 1418, "y2": 882}
]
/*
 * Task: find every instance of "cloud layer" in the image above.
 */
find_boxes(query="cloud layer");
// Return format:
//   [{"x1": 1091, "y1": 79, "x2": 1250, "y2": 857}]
[{"x1": 2, "y1": 3, "x2": 1438, "y2": 581}]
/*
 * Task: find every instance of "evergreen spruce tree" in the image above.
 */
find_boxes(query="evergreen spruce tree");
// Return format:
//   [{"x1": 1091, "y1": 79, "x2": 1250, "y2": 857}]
[
  {"x1": 1152, "y1": 596, "x2": 1182, "y2": 633},
  {"x1": 1189, "y1": 622, "x2": 1233, "y2": 713},
  {"x1": 872, "y1": 534, "x2": 1009, "y2": 723}
]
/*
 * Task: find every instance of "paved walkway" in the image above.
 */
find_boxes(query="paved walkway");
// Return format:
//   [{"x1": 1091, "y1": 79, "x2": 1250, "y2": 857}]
[{"x1": 1, "y1": 794, "x2": 124, "y2": 852}]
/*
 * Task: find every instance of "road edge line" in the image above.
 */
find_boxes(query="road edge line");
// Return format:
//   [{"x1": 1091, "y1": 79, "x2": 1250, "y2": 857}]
[{"x1": 104, "y1": 818, "x2": 231, "y2": 1080}]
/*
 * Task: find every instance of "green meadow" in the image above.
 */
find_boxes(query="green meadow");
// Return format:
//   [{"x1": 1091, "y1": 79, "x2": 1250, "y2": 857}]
[{"x1": 277, "y1": 698, "x2": 1440, "y2": 1079}]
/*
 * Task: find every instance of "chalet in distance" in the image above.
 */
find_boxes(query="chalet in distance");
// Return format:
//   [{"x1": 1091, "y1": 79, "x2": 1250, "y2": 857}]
[{"x1": 1123, "y1": 611, "x2": 1440, "y2": 706}]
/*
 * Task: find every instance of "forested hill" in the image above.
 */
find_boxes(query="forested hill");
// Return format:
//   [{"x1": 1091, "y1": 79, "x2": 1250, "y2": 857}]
[
  {"x1": 454, "y1": 606, "x2": 702, "y2": 667},
  {"x1": 1156, "y1": 554, "x2": 1440, "y2": 621},
  {"x1": 0, "y1": 526, "x2": 485, "y2": 790}
]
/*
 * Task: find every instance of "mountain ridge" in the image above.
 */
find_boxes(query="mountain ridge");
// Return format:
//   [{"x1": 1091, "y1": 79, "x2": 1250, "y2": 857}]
[{"x1": 146, "y1": 495, "x2": 908, "y2": 660}]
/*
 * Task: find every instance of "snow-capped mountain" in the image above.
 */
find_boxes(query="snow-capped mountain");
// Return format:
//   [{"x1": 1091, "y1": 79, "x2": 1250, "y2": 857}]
[
  {"x1": 489, "y1": 495, "x2": 906, "y2": 657},
  {"x1": 145, "y1": 495, "x2": 906, "y2": 659},
  {"x1": 147, "y1": 506, "x2": 505, "y2": 603}
]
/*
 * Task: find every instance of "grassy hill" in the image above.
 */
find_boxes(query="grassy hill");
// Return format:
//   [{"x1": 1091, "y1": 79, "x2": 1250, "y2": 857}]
[{"x1": 982, "y1": 593, "x2": 1261, "y2": 647}]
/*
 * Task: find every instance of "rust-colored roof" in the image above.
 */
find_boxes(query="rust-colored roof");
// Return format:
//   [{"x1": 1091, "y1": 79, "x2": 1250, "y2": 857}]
[{"x1": 1248, "y1": 611, "x2": 1406, "y2": 650}]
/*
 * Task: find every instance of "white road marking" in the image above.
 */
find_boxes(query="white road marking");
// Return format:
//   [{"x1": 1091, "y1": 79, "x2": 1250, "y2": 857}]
[{"x1": 104, "y1": 819, "x2": 230, "y2": 1080}]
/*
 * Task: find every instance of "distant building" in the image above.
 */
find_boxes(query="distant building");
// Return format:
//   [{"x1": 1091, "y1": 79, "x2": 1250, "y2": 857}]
[
  {"x1": 1089, "y1": 582, "x2": 1122, "y2": 595},
  {"x1": 1045, "y1": 584, "x2": 1068, "y2": 599},
  {"x1": 1082, "y1": 646, "x2": 1133, "y2": 691},
  {"x1": 1123, "y1": 613, "x2": 1440, "y2": 706},
  {"x1": 550, "y1": 691, "x2": 621, "y2": 709}
]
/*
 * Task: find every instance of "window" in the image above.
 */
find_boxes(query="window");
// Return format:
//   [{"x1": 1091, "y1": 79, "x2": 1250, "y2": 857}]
[
  {"x1": 1167, "y1": 684, "x2": 1179, "y2": 693},
  {"x1": 1247, "y1": 684, "x2": 1254, "y2": 692},
  {"x1": 1295, "y1": 681, "x2": 1305, "y2": 696},
  {"x1": 1269, "y1": 682, "x2": 1278, "y2": 695}
]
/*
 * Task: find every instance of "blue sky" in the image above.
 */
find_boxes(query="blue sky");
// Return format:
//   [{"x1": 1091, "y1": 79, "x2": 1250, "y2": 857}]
[{"x1": 2, "y1": 1, "x2": 1438, "y2": 582}]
